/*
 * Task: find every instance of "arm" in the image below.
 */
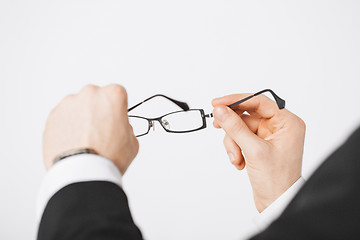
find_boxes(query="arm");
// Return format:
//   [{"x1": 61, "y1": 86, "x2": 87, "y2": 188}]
[
  {"x1": 38, "y1": 85, "x2": 142, "y2": 240},
  {"x1": 251, "y1": 126, "x2": 360, "y2": 239},
  {"x1": 38, "y1": 180, "x2": 142, "y2": 240}
]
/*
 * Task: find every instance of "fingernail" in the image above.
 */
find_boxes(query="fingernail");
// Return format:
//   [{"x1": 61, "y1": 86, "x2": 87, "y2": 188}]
[
  {"x1": 214, "y1": 106, "x2": 228, "y2": 122},
  {"x1": 228, "y1": 153, "x2": 235, "y2": 163}
]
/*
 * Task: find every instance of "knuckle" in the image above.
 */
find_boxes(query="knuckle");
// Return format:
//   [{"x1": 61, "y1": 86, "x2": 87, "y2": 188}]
[
  {"x1": 223, "y1": 135, "x2": 241, "y2": 157},
  {"x1": 55, "y1": 94, "x2": 75, "y2": 112},
  {"x1": 130, "y1": 129, "x2": 140, "y2": 156},
  {"x1": 289, "y1": 113, "x2": 306, "y2": 132},
  {"x1": 250, "y1": 145, "x2": 265, "y2": 159},
  {"x1": 48, "y1": 106, "x2": 58, "y2": 118},
  {"x1": 298, "y1": 118, "x2": 306, "y2": 131},
  {"x1": 134, "y1": 137, "x2": 139, "y2": 154},
  {"x1": 258, "y1": 94, "x2": 271, "y2": 102},
  {"x1": 62, "y1": 94, "x2": 74, "y2": 102},
  {"x1": 105, "y1": 84, "x2": 127, "y2": 100},
  {"x1": 82, "y1": 84, "x2": 99, "y2": 94},
  {"x1": 247, "y1": 141, "x2": 268, "y2": 158}
]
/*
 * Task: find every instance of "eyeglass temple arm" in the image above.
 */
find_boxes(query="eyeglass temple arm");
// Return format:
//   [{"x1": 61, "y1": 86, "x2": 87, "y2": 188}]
[
  {"x1": 228, "y1": 89, "x2": 285, "y2": 110},
  {"x1": 205, "y1": 89, "x2": 285, "y2": 118},
  {"x1": 128, "y1": 94, "x2": 190, "y2": 112}
]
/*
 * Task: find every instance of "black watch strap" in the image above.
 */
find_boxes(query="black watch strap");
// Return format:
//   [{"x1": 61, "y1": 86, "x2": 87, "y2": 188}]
[{"x1": 53, "y1": 148, "x2": 98, "y2": 165}]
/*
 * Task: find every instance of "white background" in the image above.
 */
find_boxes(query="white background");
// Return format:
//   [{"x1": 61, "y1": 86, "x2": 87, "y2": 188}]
[{"x1": 1, "y1": 1, "x2": 360, "y2": 239}]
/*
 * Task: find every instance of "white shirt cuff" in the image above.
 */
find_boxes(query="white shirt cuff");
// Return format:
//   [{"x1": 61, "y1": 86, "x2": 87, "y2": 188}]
[
  {"x1": 36, "y1": 154, "x2": 122, "y2": 224},
  {"x1": 253, "y1": 177, "x2": 305, "y2": 231}
]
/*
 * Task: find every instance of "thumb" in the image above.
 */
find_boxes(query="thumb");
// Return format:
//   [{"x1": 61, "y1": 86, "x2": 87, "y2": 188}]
[{"x1": 213, "y1": 105, "x2": 261, "y2": 151}]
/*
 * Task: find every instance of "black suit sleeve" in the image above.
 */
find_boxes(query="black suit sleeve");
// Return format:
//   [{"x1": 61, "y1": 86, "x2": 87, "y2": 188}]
[
  {"x1": 37, "y1": 181, "x2": 143, "y2": 240},
  {"x1": 251, "y1": 126, "x2": 360, "y2": 240}
]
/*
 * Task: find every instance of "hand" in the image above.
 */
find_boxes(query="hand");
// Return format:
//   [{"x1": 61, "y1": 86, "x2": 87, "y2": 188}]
[
  {"x1": 43, "y1": 84, "x2": 139, "y2": 174},
  {"x1": 212, "y1": 94, "x2": 305, "y2": 212}
]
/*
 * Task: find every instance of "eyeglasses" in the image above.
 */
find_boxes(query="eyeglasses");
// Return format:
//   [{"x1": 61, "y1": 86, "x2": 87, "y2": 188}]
[{"x1": 128, "y1": 89, "x2": 285, "y2": 137}]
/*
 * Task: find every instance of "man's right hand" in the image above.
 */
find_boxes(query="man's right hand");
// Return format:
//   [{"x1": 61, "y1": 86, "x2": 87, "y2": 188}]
[
  {"x1": 212, "y1": 93, "x2": 306, "y2": 213},
  {"x1": 43, "y1": 84, "x2": 139, "y2": 174}
]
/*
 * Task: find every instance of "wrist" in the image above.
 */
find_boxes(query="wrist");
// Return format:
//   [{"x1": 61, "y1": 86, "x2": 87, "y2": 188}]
[
  {"x1": 53, "y1": 148, "x2": 98, "y2": 165},
  {"x1": 45, "y1": 148, "x2": 98, "y2": 171},
  {"x1": 253, "y1": 177, "x2": 305, "y2": 231},
  {"x1": 254, "y1": 193, "x2": 283, "y2": 213},
  {"x1": 253, "y1": 174, "x2": 301, "y2": 213}
]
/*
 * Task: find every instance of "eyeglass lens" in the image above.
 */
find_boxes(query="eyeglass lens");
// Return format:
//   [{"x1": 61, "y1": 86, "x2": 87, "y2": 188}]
[
  {"x1": 161, "y1": 110, "x2": 203, "y2": 132},
  {"x1": 128, "y1": 116, "x2": 150, "y2": 137},
  {"x1": 129, "y1": 110, "x2": 204, "y2": 137}
]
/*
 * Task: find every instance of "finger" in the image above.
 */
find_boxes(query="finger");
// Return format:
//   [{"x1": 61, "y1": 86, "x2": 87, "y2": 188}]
[
  {"x1": 224, "y1": 134, "x2": 245, "y2": 170},
  {"x1": 80, "y1": 84, "x2": 100, "y2": 95},
  {"x1": 240, "y1": 114, "x2": 261, "y2": 134},
  {"x1": 214, "y1": 115, "x2": 260, "y2": 134},
  {"x1": 213, "y1": 120, "x2": 221, "y2": 128},
  {"x1": 102, "y1": 84, "x2": 128, "y2": 113},
  {"x1": 213, "y1": 105, "x2": 263, "y2": 152},
  {"x1": 237, "y1": 157, "x2": 246, "y2": 170},
  {"x1": 129, "y1": 126, "x2": 140, "y2": 158},
  {"x1": 213, "y1": 109, "x2": 257, "y2": 131},
  {"x1": 213, "y1": 116, "x2": 221, "y2": 129},
  {"x1": 213, "y1": 109, "x2": 245, "y2": 129},
  {"x1": 212, "y1": 93, "x2": 279, "y2": 119}
]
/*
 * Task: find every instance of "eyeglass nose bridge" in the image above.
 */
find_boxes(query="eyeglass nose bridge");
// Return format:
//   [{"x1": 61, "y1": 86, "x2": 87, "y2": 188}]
[
  {"x1": 150, "y1": 118, "x2": 171, "y2": 132},
  {"x1": 149, "y1": 120, "x2": 156, "y2": 132},
  {"x1": 148, "y1": 117, "x2": 172, "y2": 133}
]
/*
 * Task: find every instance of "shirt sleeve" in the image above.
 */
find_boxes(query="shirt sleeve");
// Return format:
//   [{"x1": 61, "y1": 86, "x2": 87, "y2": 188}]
[
  {"x1": 253, "y1": 177, "x2": 305, "y2": 231},
  {"x1": 36, "y1": 154, "x2": 122, "y2": 224}
]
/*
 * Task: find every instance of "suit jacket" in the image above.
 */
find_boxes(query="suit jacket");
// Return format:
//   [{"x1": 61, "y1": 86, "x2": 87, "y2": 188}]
[
  {"x1": 251, "y1": 126, "x2": 360, "y2": 240},
  {"x1": 37, "y1": 126, "x2": 360, "y2": 240},
  {"x1": 37, "y1": 181, "x2": 143, "y2": 240}
]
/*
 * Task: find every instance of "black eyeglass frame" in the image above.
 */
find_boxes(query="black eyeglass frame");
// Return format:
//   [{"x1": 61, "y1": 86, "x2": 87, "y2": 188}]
[
  {"x1": 128, "y1": 89, "x2": 285, "y2": 137},
  {"x1": 129, "y1": 109, "x2": 208, "y2": 137}
]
